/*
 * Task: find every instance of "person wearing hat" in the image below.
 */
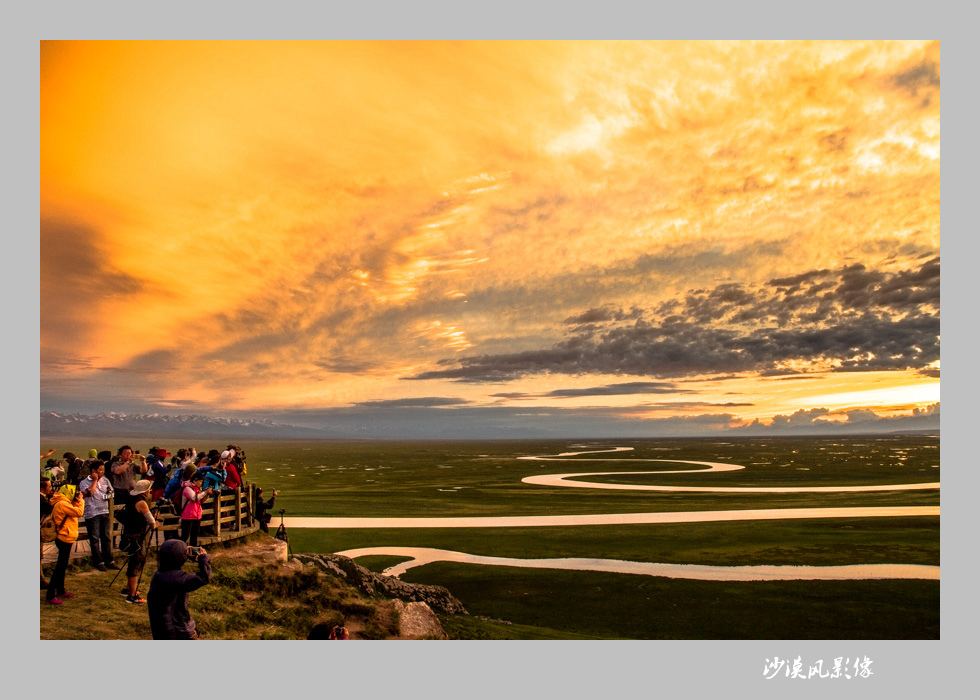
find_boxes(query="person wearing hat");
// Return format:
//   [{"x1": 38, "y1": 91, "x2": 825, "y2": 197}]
[
  {"x1": 118, "y1": 480, "x2": 159, "y2": 604},
  {"x1": 146, "y1": 447, "x2": 172, "y2": 500},
  {"x1": 147, "y1": 539, "x2": 212, "y2": 639}
]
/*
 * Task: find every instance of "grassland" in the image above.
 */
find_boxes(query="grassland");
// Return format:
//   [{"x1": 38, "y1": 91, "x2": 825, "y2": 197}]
[{"x1": 40, "y1": 434, "x2": 940, "y2": 639}]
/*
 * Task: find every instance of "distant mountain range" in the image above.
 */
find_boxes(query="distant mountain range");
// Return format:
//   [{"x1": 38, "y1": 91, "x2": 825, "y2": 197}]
[
  {"x1": 40, "y1": 409, "x2": 940, "y2": 441},
  {"x1": 40, "y1": 411, "x2": 328, "y2": 438}
]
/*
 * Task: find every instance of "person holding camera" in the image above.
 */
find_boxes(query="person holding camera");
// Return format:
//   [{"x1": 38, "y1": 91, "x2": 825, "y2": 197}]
[
  {"x1": 45, "y1": 485, "x2": 85, "y2": 605},
  {"x1": 79, "y1": 460, "x2": 119, "y2": 571},
  {"x1": 118, "y1": 480, "x2": 159, "y2": 605},
  {"x1": 146, "y1": 539, "x2": 212, "y2": 639},
  {"x1": 180, "y1": 471, "x2": 214, "y2": 547},
  {"x1": 110, "y1": 445, "x2": 148, "y2": 507},
  {"x1": 254, "y1": 487, "x2": 278, "y2": 533},
  {"x1": 146, "y1": 446, "x2": 173, "y2": 500}
]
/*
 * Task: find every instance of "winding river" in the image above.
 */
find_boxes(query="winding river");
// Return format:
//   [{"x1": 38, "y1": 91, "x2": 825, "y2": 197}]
[{"x1": 285, "y1": 446, "x2": 939, "y2": 582}]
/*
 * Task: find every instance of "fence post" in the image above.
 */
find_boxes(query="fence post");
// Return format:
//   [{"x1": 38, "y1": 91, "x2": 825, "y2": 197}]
[
  {"x1": 234, "y1": 486, "x2": 242, "y2": 531},
  {"x1": 109, "y1": 496, "x2": 117, "y2": 552},
  {"x1": 213, "y1": 493, "x2": 221, "y2": 539}
]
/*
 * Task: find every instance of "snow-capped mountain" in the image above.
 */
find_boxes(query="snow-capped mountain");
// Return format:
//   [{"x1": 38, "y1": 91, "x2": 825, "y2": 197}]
[{"x1": 40, "y1": 412, "x2": 328, "y2": 438}]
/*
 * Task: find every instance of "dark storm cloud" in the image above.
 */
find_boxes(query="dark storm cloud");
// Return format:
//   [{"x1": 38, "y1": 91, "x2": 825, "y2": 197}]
[
  {"x1": 891, "y1": 59, "x2": 940, "y2": 95},
  {"x1": 758, "y1": 368, "x2": 808, "y2": 377},
  {"x1": 313, "y1": 359, "x2": 379, "y2": 374},
  {"x1": 737, "y1": 403, "x2": 939, "y2": 435},
  {"x1": 41, "y1": 219, "x2": 144, "y2": 347},
  {"x1": 490, "y1": 381, "x2": 684, "y2": 400},
  {"x1": 544, "y1": 381, "x2": 683, "y2": 398},
  {"x1": 408, "y1": 259, "x2": 940, "y2": 383},
  {"x1": 818, "y1": 131, "x2": 848, "y2": 153},
  {"x1": 564, "y1": 307, "x2": 617, "y2": 325},
  {"x1": 354, "y1": 397, "x2": 471, "y2": 408},
  {"x1": 256, "y1": 405, "x2": 752, "y2": 439},
  {"x1": 101, "y1": 349, "x2": 182, "y2": 375}
]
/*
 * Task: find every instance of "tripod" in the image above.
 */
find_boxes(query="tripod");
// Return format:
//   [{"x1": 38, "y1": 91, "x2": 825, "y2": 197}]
[
  {"x1": 275, "y1": 509, "x2": 292, "y2": 556},
  {"x1": 107, "y1": 525, "x2": 154, "y2": 593},
  {"x1": 107, "y1": 503, "x2": 166, "y2": 594}
]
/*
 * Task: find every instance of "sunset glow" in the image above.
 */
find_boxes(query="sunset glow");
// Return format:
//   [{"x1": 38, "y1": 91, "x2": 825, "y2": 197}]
[{"x1": 40, "y1": 40, "x2": 940, "y2": 437}]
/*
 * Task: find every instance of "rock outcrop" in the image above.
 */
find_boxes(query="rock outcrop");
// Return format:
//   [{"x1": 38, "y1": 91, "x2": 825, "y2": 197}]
[
  {"x1": 293, "y1": 553, "x2": 468, "y2": 615},
  {"x1": 392, "y1": 600, "x2": 448, "y2": 639}
]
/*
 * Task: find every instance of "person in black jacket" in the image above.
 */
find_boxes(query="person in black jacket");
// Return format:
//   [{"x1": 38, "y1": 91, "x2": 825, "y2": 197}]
[
  {"x1": 254, "y1": 487, "x2": 277, "y2": 533},
  {"x1": 40, "y1": 477, "x2": 53, "y2": 589},
  {"x1": 146, "y1": 539, "x2": 212, "y2": 639}
]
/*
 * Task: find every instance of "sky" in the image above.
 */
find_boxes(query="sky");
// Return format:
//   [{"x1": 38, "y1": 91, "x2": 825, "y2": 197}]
[{"x1": 39, "y1": 40, "x2": 940, "y2": 438}]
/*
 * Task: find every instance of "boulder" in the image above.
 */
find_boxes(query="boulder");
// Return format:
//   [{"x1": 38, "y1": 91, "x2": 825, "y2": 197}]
[
  {"x1": 392, "y1": 600, "x2": 447, "y2": 639},
  {"x1": 294, "y1": 553, "x2": 468, "y2": 615}
]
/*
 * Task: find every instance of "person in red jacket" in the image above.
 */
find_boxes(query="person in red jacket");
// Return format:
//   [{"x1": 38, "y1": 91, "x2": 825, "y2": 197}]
[{"x1": 223, "y1": 460, "x2": 242, "y2": 491}]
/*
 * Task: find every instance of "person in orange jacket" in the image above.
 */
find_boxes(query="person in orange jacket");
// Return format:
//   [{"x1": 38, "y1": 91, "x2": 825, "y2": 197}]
[{"x1": 45, "y1": 486, "x2": 85, "y2": 605}]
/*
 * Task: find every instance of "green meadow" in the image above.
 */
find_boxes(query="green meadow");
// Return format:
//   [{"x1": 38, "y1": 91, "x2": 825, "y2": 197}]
[{"x1": 42, "y1": 434, "x2": 940, "y2": 639}]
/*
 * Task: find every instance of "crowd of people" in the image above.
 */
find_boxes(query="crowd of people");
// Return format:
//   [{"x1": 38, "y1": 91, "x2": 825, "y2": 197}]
[{"x1": 40, "y1": 443, "x2": 271, "y2": 637}]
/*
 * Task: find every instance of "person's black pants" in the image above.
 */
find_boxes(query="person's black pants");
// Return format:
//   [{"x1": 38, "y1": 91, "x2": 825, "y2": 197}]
[
  {"x1": 180, "y1": 519, "x2": 200, "y2": 546},
  {"x1": 46, "y1": 539, "x2": 72, "y2": 600}
]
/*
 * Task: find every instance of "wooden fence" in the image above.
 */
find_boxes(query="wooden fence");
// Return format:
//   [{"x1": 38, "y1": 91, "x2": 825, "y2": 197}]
[{"x1": 44, "y1": 481, "x2": 264, "y2": 563}]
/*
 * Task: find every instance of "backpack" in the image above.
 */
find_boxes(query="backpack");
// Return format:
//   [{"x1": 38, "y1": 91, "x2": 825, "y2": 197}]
[
  {"x1": 114, "y1": 501, "x2": 145, "y2": 534},
  {"x1": 202, "y1": 470, "x2": 224, "y2": 492},
  {"x1": 40, "y1": 514, "x2": 57, "y2": 543},
  {"x1": 171, "y1": 482, "x2": 186, "y2": 514},
  {"x1": 163, "y1": 473, "x2": 183, "y2": 500},
  {"x1": 41, "y1": 510, "x2": 69, "y2": 543}
]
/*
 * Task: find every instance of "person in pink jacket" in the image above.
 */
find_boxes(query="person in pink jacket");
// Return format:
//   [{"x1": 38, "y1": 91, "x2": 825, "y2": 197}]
[{"x1": 180, "y1": 472, "x2": 213, "y2": 547}]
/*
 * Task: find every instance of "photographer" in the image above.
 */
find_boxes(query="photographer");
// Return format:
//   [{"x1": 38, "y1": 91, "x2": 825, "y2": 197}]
[
  {"x1": 63, "y1": 452, "x2": 84, "y2": 486},
  {"x1": 254, "y1": 487, "x2": 277, "y2": 533},
  {"x1": 146, "y1": 446, "x2": 172, "y2": 500},
  {"x1": 78, "y1": 460, "x2": 119, "y2": 571},
  {"x1": 147, "y1": 539, "x2": 212, "y2": 639},
  {"x1": 179, "y1": 471, "x2": 214, "y2": 546},
  {"x1": 118, "y1": 480, "x2": 159, "y2": 605},
  {"x1": 110, "y1": 445, "x2": 147, "y2": 507},
  {"x1": 45, "y1": 485, "x2": 85, "y2": 605}
]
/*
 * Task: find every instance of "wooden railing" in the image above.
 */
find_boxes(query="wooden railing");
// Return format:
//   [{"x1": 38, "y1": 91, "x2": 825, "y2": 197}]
[{"x1": 70, "y1": 481, "x2": 262, "y2": 554}]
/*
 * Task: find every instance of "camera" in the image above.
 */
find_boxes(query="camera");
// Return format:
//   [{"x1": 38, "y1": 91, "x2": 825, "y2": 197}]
[
  {"x1": 279, "y1": 508, "x2": 285, "y2": 515},
  {"x1": 187, "y1": 546, "x2": 205, "y2": 561}
]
